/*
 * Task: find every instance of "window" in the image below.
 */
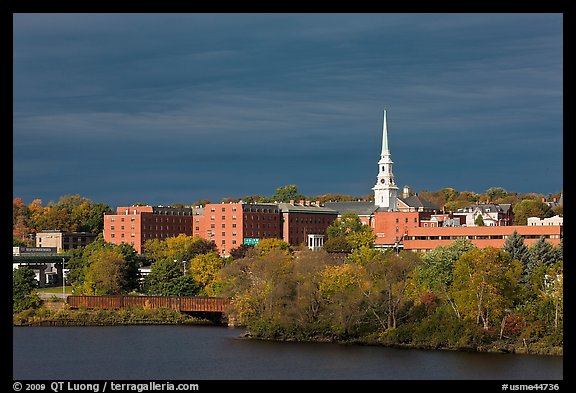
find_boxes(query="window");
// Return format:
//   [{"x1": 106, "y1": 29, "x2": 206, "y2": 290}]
[
  {"x1": 222, "y1": 216, "x2": 226, "y2": 220},
  {"x1": 232, "y1": 240, "x2": 237, "y2": 245},
  {"x1": 222, "y1": 207, "x2": 226, "y2": 212},
  {"x1": 221, "y1": 239, "x2": 226, "y2": 244},
  {"x1": 131, "y1": 233, "x2": 135, "y2": 238},
  {"x1": 222, "y1": 232, "x2": 226, "y2": 236},
  {"x1": 211, "y1": 224, "x2": 215, "y2": 229},
  {"x1": 111, "y1": 234, "x2": 115, "y2": 238},
  {"x1": 111, "y1": 226, "x2": 115, "y2": 230},
  {"x1": 121, "y1": 233, "x2": 125, "y2": 238},
  {"x1": 121, "y1": 218, "x2": 125, "y2": 222},
  {"x1": 395, "y1": 218, "x2": 399, "y2": 223},
  {"x1": 232, "y1": 223, "x2": 237, "y2": 228},
  {"x1": 222, "y1": 224, "x2": 226, "y2": 228},
  {"x1": 211, "y1": 207, "x2": 215, "y2": 212},
  {"x1": 195, "y1": 226, "x2": 200, "y2": 231},
  {"x1": 121, "y1": 226, "x2": 124, "y2": 230},
  {"x1": 405, "y1": 218, "x2": 408, "y2": 223},
  {"x1": 111, "y1": 217, "x2": 115, "y2": 222},
  {"x1": 232, "y1": 215, "x2": 237, "y2": 220},
  {"x1": 232, "y1": 207, "x2": 237, "y2": 212},
  {"x1": 211, "y1": 216, "x2": 215, "y2": 220}
]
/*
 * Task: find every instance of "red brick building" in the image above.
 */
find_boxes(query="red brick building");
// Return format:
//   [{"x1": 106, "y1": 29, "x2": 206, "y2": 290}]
[
  {"x1": 103, "y1": 205, "x2": 194, "y2": 253},
  {"x1": 195, "y1": 203, "x2": 282, "y2": 256},
  {"x1": 278, "y1": 201, "x2": 338, "y2": 247},
  {"x1": 402, "y1": 224, "x2": 562, "y2": 252}
]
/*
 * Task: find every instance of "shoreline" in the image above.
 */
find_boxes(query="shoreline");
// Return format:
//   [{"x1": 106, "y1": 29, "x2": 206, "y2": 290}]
[{"x1": 13, "y1": 306, "x2": 562, "y2": 357}]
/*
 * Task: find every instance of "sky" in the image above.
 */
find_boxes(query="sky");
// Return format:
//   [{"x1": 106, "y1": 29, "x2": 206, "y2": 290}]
[{"x1": 12, "y1": 13, "x2": 563, "y2": 208}]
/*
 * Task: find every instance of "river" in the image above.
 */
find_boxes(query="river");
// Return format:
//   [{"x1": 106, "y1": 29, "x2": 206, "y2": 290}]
[{"x1": 13, "y1": 325, "x2": 562, "y2": 380}]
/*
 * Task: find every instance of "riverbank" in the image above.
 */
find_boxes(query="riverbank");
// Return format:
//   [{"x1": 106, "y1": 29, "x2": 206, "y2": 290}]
[
  {"x1": 13, "y1": 304, "x2": 221, "y2": 327},
  {"x1": 14, "y1": 303, "x2": 562, "y2": 356}
]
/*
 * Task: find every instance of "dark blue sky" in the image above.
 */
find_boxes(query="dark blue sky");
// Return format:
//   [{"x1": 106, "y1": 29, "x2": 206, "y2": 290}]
[{"x1": 13, "y1": 13, "x2": 563, "y2": 208}]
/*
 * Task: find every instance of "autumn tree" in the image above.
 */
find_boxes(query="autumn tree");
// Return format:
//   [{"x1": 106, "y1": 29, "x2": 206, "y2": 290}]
[
  {"x1": 220, "y1": 248, "x2": 293, "y2": 326},
  {"x1": 253, "y1": 238, "x2": 292, "y2": 255},
  {"x1": 229, "y1": 244, "x2": 254, "y2": 260},
  {"x1": 451, "y1": 247, "x2": 522, "y2": 330},
  {"x1": 143, "y1": 234, "x2": 217, "y2": 263},
  {"x1": 79, "y1": 248, "x2": 129, "y2": 295},
  {"x1": 318, "y1": 262, "x2": 366, "y2": 336},
  {"x1": 186, "y1": 251, "x2": 225, "y2": 296}
]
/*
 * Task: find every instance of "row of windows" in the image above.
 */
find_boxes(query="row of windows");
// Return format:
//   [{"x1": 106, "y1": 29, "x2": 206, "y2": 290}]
[
  {"x1": 211, "y1": 223, "x2": 237, "y2": 229},
  {"x1": 289, "y1": 217, "x2": 330, "y2": 224},
  {"x1": 395, "y1": 217, "x2": 418, "y2": 224},
  {"x1": 244, "y1": 223, "x2": 279, "y2": 229},
  {"x1": 210, "y1": 215, "x2": 238, "y2": 220},
  {"x1": 110, "y1": 217, "x2": 135, "y2": 222},
  {"x1": 110, "y1": 225, "x2": 189, "y2": 232},
  {"x1": 152, "y1": 210, "x2": 192, "y2": 216},
  {"x1": 404, "y1": 234, "x2": 558, "y2": 241},
  {"x1": 144, "y1": 217, "x2": 190, "y2": 223},
  {"x1": 110, "y1": 233, "x2": 135, "y2": 238},
  {"x1": 211, "y1": 206, "x2": 238, "y2": 212}
]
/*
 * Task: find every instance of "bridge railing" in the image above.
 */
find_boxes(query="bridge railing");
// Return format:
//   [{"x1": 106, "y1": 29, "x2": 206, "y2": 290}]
[{"x1": 67, "y1": 295, "x2": 231, "y2": 313}]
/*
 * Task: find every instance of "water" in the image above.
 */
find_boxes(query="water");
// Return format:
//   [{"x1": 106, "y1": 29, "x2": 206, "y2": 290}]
[{"x1": 13, "y1": 325, "x2": 563, "y2": 380}]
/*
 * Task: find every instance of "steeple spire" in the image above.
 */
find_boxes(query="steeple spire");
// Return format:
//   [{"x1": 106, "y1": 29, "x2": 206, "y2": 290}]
[
  {"x1": 381, "y1": 109, "x2": 389, "y2": 157},
  {"x1": 372, "y1": 108, "x2": 398, "y2": 211}
]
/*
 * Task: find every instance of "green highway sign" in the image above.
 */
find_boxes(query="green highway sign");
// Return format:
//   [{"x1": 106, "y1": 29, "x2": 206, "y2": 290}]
[{"x1": 243, "y1": 238, "x2": 260, "y2": 245}]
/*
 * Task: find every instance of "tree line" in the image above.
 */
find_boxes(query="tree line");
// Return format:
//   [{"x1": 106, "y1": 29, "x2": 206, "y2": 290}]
[{"x1": 12, "y1": 186, "x2": 563, "y2": 246}]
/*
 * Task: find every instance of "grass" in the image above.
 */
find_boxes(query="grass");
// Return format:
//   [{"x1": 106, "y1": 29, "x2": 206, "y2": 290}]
[{"x1": 36, "y1": 286, "x2": 73, "y2": 294}]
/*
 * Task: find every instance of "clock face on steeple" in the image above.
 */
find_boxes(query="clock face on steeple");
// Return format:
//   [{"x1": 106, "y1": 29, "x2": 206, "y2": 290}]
[{"x1": 380, "y1": 179, "x2": 385, "y2": 184}]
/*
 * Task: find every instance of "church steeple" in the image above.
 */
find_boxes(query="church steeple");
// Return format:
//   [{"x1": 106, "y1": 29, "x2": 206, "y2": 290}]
[{"x1": 372, "y1": 109, "x2": 398, "y2": 210}]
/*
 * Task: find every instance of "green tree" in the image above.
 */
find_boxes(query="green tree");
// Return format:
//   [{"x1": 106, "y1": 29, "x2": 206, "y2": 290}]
[
  {"x1": 323, "y1": 235, "x2": 352, "y2": 254},
  {"x1": 415, "y1": 238, "x2": 476, "y2": 319},
  {"x1": 273, "y1": 184, "x2": 303, "y2": 203},
  {"x1": 512, "y1": 199, "x2": 553, "y2": 225},
  {"x1": 527, "y1": 237, "x2": 557, "y2": 276},
  {"x1": 474, "y1": 214, "x2": 485, "y2": 226},
  {"x1": 503, "y1": 230, "x2": 530, "y2": 265},
  {"x1": 143, "y1": 258, "x2": 200, "y2": 296},
  {"x1": 326, "y1": 213, "x2": 364, "y2": 239},
  {"x1": 346, "y1": 226, "x2": 376, "y2": 250},
  {"x1": 13, "y1": 267, "x2": 42, "y2": 312},
  {"x1": 486, "y1": 187, "x2": 508, "y2": 202}
]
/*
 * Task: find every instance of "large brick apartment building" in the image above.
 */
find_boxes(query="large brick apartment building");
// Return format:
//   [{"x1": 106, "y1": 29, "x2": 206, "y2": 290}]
[
  {"x1": 104, "y1": 201, "x2": 338, "y2": 256},
  {"x1": 103, "y1": 205, "x2": 195, "y2": 254}
]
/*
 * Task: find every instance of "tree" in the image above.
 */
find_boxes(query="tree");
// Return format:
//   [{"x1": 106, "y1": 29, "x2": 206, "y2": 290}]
[
  {"x1": 512, "y1": 199, "x2": 553, "y2": 225},
  {"x1": 143, "y1": 234, "x2": 217, "y2": 263},
  {"x1": 326, "y1": 213, "x2": 364, "y2": 239},
  {"x1": 503, "y1": 230, "x2": 530, "y2": 265},
  {"x1": 254, "y1": 238, "x2": 292, "y2": 255},
  {"x1": 79, "y1": 249, "x2": 129, "y2": 295},
  {"x1": 474, "y1": 214, "x2": 485, "y2": 226},
  {"x1": 486, "y1": 187, "x2": 508, "y2": 202},
  {"x1": 527, "y1": 237, "x2": 557, "y2": 276},
  {"x1": 273, "y1": 184, "x2": 303, "y2": 202},
  {"x1": 359, "y1": 250, "x2": 421, "y2": 330},
  {"x1": 323, "y1": 235, "x2": 352, "y2": 254},
  {"x1": 143, "y1": 258, "x2": 199, "y2": 296},
  {"x1": 13, "y1": 267, "x2": 41, "y2": 312},
  {"x1": 229, "y1": 244, "x2": 254, "y2": 260},
  {"x1": 451, "y1": 247, "x2": 522, "y2": 330},
  {"x1": 415, "y1": 238, "x2": 476, "y2": 319},
  {"x1": 187, "y1": 252, "x2": 225, "y2": 296}
]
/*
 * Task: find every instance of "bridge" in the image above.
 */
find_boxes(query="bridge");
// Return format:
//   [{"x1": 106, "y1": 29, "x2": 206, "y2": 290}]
[{"x1": 67, "y1": 295, "x2": 231, "y2": 313}]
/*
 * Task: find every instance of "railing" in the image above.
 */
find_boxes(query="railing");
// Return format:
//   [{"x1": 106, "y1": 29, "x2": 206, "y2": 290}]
[{"x1": 67, "y1": 295, "x2": 231, "y2": 313}]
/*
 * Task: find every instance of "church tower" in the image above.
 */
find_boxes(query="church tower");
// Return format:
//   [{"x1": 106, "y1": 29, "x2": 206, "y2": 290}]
[{"x1": 372, "y1": 109, "x2": 398, "y2": 210}]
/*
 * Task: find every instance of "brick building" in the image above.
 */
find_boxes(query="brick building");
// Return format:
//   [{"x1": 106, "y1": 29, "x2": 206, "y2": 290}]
[
  {"x1": 103, "y1": 205, "x2": 195, "y2": 253},
  {"x1": 194, "y1": 203, "x2": 282, "y2": 256}
]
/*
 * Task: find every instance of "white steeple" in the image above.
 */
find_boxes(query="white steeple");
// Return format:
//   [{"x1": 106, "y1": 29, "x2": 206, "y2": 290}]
[{"x1": 372, "y1": 109, "x2": 398, "y2": 210}]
